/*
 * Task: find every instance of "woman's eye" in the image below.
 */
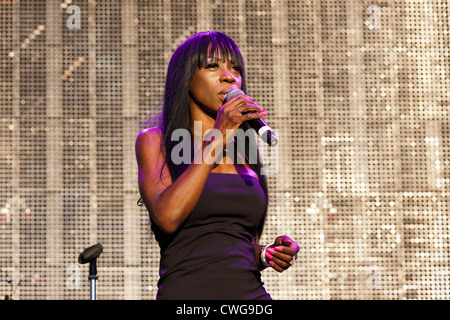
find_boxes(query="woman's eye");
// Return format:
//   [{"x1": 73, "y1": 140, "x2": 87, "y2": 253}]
[
  {"x1": 232, "y1": 66, "x2": 242, "y2": 73},
  {"x1": 205, "y1": 63, "x2": 219, "y2": 69}
]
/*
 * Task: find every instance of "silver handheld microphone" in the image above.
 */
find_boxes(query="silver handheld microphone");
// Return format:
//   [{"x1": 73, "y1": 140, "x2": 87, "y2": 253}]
[{"x1": 225, "y1": 89, "x2": 278, "y2": 147}]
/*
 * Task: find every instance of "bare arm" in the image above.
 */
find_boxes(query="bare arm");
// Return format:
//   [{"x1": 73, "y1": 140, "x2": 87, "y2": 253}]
[{"x1": 136, "y1": 127, "x2": 220, "y2": 234}]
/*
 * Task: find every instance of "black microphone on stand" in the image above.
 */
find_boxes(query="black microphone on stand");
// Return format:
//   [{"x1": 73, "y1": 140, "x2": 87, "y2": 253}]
[
  {"x1": 78, "y1": 243, "x2": 103, "y2": 300},
  {"x1": 225, "y1": 89, "x2": 278, "y2": 147}
]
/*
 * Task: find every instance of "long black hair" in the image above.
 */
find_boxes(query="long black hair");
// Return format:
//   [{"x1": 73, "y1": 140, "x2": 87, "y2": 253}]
[{"x1": 156, "y1": 31, "x2": 269, "y2": 238}]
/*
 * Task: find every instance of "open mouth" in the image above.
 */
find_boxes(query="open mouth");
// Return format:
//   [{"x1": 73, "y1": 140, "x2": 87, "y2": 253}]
[{"x1": 219, "y1": 93, "x2": 228, "y2": 101}]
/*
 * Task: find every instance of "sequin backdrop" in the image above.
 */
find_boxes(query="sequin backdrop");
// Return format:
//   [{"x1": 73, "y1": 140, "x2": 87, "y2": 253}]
[{"x1": 1, "y1": 0, "x2": 449, "y2": 299}]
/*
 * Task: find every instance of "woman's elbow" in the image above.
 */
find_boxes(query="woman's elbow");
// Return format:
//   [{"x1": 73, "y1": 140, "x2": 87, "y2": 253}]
[
  {"x1": 158, "y1": 221, "x2": 179, "y2": 235},
  {"x1": 152, "y1": 211, "x2": 181, "y2": 235}
]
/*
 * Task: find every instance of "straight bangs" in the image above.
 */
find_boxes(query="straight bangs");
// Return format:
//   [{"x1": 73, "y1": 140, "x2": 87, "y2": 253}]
[{"x1": 196, "y1": 32, "x2": 246, "y2": 79}]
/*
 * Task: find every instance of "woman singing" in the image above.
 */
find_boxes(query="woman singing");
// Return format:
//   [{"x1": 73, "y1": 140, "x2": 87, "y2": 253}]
[{"x1": 136, "y1": 31, "x2": 299, "y2": 300}]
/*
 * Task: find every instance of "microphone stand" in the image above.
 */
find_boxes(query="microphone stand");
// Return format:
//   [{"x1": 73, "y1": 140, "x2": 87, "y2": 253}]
[
  {"x1": 78, "y1": 243, "x2": 103, "y2": 300},
  {"x1": 88, "y1": 258, "x2": 98, "y2": 300}
]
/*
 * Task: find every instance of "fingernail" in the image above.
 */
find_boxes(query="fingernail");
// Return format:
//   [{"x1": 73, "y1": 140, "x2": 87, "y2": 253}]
[
  {"x1": 265, "y1": 252, "x2": 273, "y2": 260},
  {"x1": 269, "y1": 261, "x2": 275, "y2": 267},
  {"x1": 274, "y1": 247, "x2": 283, "y2": 252},
  {"x1": 266, "y1": 248, "x2": 275, "y2": 255}
]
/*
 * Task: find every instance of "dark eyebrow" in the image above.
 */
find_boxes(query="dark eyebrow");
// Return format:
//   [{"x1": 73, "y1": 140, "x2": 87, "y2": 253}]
[{"x1": 199, "y1": 49, "x2": 240, "y2": 69}]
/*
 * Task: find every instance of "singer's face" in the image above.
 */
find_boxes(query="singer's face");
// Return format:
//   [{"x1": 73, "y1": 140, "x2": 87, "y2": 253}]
[{"x1": 189, "y1": 55, "x2": 242, "y2": 116}]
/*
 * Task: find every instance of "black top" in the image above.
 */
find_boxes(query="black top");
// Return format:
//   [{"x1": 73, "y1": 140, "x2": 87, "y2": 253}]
[{"x1": 151, "y1": 172, "x2": 271, "y2": 300}]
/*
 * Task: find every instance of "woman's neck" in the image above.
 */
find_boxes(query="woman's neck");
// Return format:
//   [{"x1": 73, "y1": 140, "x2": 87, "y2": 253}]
[{"x1": 189, "y1": 99, "x2": 217, "y2": 142}]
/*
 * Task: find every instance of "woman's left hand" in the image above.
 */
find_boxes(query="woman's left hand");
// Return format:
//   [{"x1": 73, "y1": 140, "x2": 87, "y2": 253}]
[{"x1": 266, "y1": 235, "x2": 299, "y2": 272}]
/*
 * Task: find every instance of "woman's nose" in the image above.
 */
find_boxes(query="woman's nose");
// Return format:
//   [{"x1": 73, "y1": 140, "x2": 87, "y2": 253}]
[{"x1": 220, "y1": 68, "x2": 235, "y2": 83}]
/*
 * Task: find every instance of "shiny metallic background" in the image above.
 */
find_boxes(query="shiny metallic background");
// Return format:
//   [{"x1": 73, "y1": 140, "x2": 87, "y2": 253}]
[{"x1": 1, "y1": 0, "x2": 449, "y2": 299}]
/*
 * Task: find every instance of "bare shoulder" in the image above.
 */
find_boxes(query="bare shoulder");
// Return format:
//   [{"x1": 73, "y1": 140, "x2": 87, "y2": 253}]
[
  {"x1": 135, "y1": 126, "x2": 165, "y2": 165},
  {"x1": 136, "y1": 127, "x2": 163, "y2": 152},
  {"x1": 136, "y1": 126, "x2": 163, "y2": 145}
]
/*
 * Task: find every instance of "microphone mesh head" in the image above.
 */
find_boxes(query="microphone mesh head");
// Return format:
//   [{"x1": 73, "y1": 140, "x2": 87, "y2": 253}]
[{"x1": 224, "y1": 89, "x2": 244, "y2": 102}]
